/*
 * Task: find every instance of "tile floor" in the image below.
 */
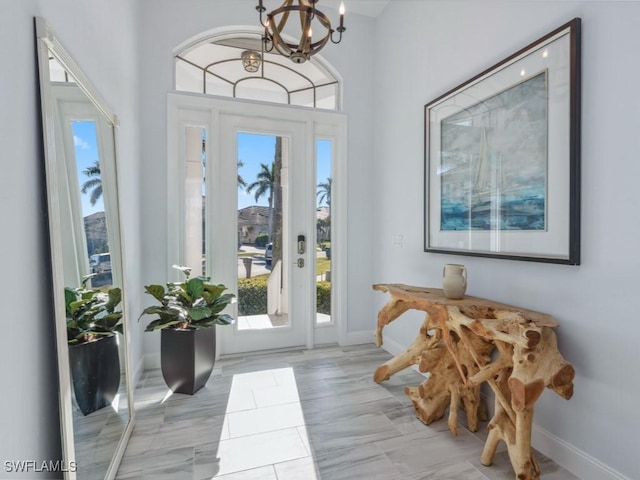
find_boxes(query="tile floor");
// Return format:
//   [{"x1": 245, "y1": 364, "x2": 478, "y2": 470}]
[
  {"x1": 116, "y1": 344, "x2": 579, "y2": 480},
  {"x1": 72, "y1": 373, "x2": 130, "y2": 480}
]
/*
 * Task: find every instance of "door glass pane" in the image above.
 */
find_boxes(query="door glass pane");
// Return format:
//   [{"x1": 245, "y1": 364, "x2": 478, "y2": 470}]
[
  {"x1": 316, "y1": 139, "x2": 332, "y2": 325},
  {"x1": 72, "y1": 120, "x2": 112, "y2": 288},
  {"x1": 237, "y1": 133, "x2": 289, "y2": 330},
  {"x1": 184, "y1": 126, "x2": 206, "y2": 277}
]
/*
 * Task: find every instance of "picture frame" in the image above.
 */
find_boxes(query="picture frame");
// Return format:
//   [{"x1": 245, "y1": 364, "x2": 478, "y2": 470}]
[{"x1": 424, "y1": 18, "x2": 581, "y2": 264}]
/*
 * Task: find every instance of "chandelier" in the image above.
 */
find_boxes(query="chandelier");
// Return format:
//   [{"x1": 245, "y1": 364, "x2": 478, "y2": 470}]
[{"x1": 256, "y1": 0, "x2": 346, "y2": 64}]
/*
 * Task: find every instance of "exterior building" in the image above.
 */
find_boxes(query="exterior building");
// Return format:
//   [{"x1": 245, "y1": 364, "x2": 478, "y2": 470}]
[{"x1": 237, "y1": 205, "x2": 270, "y2": 245}]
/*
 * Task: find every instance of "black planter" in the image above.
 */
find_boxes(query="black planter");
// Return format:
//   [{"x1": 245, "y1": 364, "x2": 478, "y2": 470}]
[
  {"x1": 68, "y1": 335, "x2": 120, "y2": 416},
  {"x1": 161, "y1": 327, "x2": 216, "y2": 395}
]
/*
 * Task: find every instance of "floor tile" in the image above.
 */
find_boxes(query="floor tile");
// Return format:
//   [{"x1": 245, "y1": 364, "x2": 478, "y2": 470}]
[
  {"x1": 273, "y1": 456, "x2": 319, "y2": 480},
  {"x1": 202, "y1": 465, "x2": 277, "y2": 480},
  {"x1": 118, "y1": 460, "x2": 194, "y2": 480},
  {"x1": 193, "y1": 428, "x2": 308, "y2": 478},
  {"x1": 117, "y1": 446, "x2": 194, "y2": 477},
  {"x1": 468, "y1": 449, "x2": 580, "y2": 480},
  {"x1": 394, "y1": 460, "x2": 490, "y2": 480},
  {"x1": 305, "y1": 411, "x2": 404, "y2": 455},
  {"x1": 225, "y1": 402, "x2": 305, "y2": 438},
  {"x1": 117, "y1": 345, "x2": 577, "y2": 480},
  {"x1": 252, "y1": 383, "x2": 301, "y2": 408},
  {"x1": 379, "y1": 427, "x2": 485, "y2": 475},
  {"x1": 314, "y1": 442, "x2": 400, "y2": 480}
]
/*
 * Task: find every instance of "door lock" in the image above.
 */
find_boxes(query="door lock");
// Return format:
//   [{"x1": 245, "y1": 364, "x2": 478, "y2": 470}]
[
  {"x1": 297, "y1": 234, "x2": 306, "y2": 254},
  {"x1": 297, "y1": 258, "x2": 305, "y2": 268}
]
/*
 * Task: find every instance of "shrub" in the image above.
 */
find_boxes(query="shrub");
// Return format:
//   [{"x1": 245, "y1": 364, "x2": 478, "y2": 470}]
[
  {"x1": 316, "y1": 281, "x2": 331, "y2": 315},
  {"x1": 255, "y1": 234, "x2": 269, "y2": 247},
  {"x1": 238, "y1": 275, "x2": 268, "y2": 315},
  {"x1": 237, "y1": 276, "x2": 331, "y2": 316}
]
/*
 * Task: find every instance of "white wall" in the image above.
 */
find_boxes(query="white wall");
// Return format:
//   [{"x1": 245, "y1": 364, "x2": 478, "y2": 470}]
[
  {"x1": 7, "y1": 0, "x2": 630, "y2": 477},
  {"x1": 137, "y1": 0, "x2": 377, "y2": 360},
  {"x1": 372, "y1": 2, "x2": 640, "y2": 479},
  {"x1": 0, "y1": 1, "x2": 140, "y2": 476}
]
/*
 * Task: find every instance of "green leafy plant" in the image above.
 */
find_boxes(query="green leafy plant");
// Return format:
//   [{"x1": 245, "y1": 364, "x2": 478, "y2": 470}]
[
  {"x1": 139, "y1": 265, "x2": 235, "y2": 331},
  {"x1": 316, "y1": 281, "x2": 331, "y2": 315},
  {"x1": 254, "y1": 233, "x2": 269, "y2": 247},
  {"x1": 65, "y1": 276, "x2": 123, "y2": 345},
  {"x1": 238, "y1": 276, "x2": 268, "y2": 315}
]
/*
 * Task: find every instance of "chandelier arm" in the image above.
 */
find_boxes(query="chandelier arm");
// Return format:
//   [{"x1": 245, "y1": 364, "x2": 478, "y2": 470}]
[
  {"x1": 329, "y1": 28, "x2": 344, "y2": 44},
  {"x1": 310, "y1": 35, "x2": 330, "y2": 53},
  {"x1": 271, "y1": 30, "x2": 295, "y2": 58},
  {"x1": 263, "y1": 34, "x2": 274, "y2": 53},
  {"x1": 297, "y1": 9, "x2": 313, "y2": 52},
  {"x1": 277, "y1": 0, "x2": 294, "y2": 32}
]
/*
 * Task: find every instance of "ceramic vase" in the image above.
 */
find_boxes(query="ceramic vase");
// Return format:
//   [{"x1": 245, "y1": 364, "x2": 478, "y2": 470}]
[{"x1": 442, "y1": 264, "x2": 467, "y2": 299}]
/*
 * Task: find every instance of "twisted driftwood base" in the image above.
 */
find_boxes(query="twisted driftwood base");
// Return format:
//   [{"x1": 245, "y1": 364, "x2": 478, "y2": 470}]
[{"x1": 373, "y1": 284, "x2": 575, "y2": 480}]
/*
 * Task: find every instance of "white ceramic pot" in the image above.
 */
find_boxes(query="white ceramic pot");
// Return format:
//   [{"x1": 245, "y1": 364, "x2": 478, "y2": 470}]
[{"x1": 442, "y1": 264, "x2": 467, "y2": 299}]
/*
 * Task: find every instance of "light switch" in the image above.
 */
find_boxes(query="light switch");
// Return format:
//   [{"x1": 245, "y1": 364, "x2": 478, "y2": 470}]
[{"x1": 392, "y1": 235, "x2": 403, "y2": 247}]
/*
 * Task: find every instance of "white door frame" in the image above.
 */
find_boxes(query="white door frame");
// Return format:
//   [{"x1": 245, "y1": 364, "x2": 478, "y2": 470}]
[
  {"x1": 167, "y1": 93, "x2": 348, "y2": 353},
  {"x1": 217, "y1": 114, "x2": 308, "y2": 354}
]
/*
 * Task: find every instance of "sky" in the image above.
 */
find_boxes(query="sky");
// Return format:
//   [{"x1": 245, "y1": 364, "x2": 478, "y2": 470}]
[
  {"x1": 236, "y1": 132, "x2": 332, "y2": 210},
  {"x1": 71, "y1": 124, "x2": 333, "y2": 216},
  {"x1": 72, "y1": 120, "x2": 104, "y2": 217}
]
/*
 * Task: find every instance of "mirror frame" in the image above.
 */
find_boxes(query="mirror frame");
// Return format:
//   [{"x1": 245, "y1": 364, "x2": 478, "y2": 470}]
[{"x1": 35, "y1": 17, "x2": 134, "y2": 480}]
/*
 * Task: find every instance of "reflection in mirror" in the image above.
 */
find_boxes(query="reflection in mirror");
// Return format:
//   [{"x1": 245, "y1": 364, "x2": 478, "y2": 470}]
[{"x1": 36, "y1": 17, "x2": 134, "y2": 480}]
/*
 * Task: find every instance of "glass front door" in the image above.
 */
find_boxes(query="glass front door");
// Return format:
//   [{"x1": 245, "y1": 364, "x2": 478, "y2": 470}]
[
  {"x1": 216, "y1": 115, "x2": 311, "y2": 354},
  {"x1": 170, "y1": 95, "x2": 346, "y2": 355}
]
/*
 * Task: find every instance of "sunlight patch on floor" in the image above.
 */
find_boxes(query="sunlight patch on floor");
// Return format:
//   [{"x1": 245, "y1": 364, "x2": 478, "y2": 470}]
[{"x1": 210, "y1": 367, "x2": 319, "y2": 479}]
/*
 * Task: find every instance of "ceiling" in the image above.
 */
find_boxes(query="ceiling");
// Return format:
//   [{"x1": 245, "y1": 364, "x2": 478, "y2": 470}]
[{"x1": 321, "y1": 0, "x2": 390, "y2": 18}]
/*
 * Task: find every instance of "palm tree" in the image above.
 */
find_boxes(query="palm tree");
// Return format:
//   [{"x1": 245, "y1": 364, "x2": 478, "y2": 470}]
[
  {"x1": 317, "y1": 177, "x2": 332, "y2": 208},
  {"x1": 81, "y1": 160, "x2": 102, "y2": 206},
  {"x1": 203, "y1": 138, "x2": 246, "y2": 187},
  {"x1": 246, "y1": 162, "x2": 276, "y2": 238},
  {"x1": 316, "y1": 217, "x2": 331, "y2": 243},
  {"x1": 271, "y1": 138, "x2": 283, "y2": 267},
  {"x1": 237, "y1": 160, "x2": 247, "y2": 188},
  {"x1": 246, "y1": 162, "x2": 275, "y2": 205}
]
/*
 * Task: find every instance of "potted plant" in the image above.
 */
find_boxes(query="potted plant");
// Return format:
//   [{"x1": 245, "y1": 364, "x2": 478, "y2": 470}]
[
  {"x1": 65, "y1": 275, "x2": 123, "y2": 415},
  {"x1": 139, "y1": 265, "x2": 234, "y2": 394}
]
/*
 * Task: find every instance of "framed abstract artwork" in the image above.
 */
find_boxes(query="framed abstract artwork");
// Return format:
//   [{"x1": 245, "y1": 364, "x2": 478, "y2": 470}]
[{"x1": 424, "y1": 18, "x2": 581, "y2": 264}]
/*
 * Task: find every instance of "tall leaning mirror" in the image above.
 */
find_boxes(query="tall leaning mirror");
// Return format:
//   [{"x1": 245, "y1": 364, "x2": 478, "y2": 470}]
[{"x1": 35, "y1": 17, "x2": 134, "y2": 480}]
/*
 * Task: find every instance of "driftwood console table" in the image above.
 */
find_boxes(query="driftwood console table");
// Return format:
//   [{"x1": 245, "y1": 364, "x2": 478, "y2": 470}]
[{"x1": 373, "y1": 284, "x2": 575, "y2": 480}]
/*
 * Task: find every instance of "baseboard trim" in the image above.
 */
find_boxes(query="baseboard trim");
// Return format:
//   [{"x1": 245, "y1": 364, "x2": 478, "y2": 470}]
[
  {"x1": 146, "y1": 334, "x2": 375, "y2": 369},
  {"x1": 378, "y1": 336, "x2": 428, "y2": 377},
  {"x1": 532, "y1": 424, "x2": 631, "y2": 480},
  {"x1": 378, "y1": 335, "x2": 406, "y2": 357},
  {"x1": 132, "y1": 357, "x2": 145, "y2": 389},
  {"x1": 144, "y1": 352, "x2": 161, "y2": 371},
  {"x1": 341, "y1": 329, "x2": 376, "y2": 346}
]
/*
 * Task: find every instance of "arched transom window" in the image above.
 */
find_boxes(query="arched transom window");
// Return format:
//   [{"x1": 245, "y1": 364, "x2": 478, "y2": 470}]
[{"x1": 175, "y1": 33, "x2": 340, "y2": 110}]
